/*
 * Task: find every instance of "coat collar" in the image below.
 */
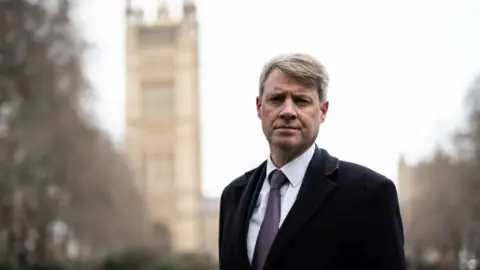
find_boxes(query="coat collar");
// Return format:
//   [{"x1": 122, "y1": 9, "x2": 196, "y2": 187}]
[{"x1": 231, "y1": 147, "x2": 340, "y2": 269}]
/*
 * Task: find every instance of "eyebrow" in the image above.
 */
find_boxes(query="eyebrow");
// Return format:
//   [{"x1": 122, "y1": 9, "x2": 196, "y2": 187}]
[{"x1": 271, "y1": 87, "x2": 313, "y2": 95}]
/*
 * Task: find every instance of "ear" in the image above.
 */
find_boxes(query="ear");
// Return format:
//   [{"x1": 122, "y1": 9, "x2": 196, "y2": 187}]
[
  {"x1": 256, "y1": 96, "x2": 262, "y2": 119},
  {"x1": 320, "y1": 101, "x2": 329, "y2": 122}
]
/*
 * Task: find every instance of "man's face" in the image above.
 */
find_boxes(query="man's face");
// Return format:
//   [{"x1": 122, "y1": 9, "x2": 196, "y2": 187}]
[{"x1": 256, "y1": 68, "x2": 329, "y2": 152}]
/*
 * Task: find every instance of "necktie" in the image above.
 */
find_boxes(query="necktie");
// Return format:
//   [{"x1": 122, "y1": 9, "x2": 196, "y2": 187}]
[{"x1": 252, "y1": 169, "x2": 288, "y2": 270}]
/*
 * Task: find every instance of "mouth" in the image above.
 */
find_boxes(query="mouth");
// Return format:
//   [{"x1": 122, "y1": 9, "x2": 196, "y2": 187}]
[
  {"x1": 275, "y1": 126, "x2": 299, "y2": 130},
  {"x1": 274, "y1": 127, "x2": 300, "y2": 134}
]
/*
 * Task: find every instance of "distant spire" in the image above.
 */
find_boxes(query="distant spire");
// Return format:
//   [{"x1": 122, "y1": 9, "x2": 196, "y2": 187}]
[
  {"x1": 399, "y1": 154, "x2": 405, "y2": 164},
  {"x1": 182, "y1": 0, "x2": 196, "y2": 21},
  {"x1": 126, "y1": 0, "x2": 132, "y2": 15},
  {"x1": 157, "y1": 0, "x2": 170, "y2": 20},
  {"x1": 126, "y1": 0, "x2": 144, "y2": 24}
]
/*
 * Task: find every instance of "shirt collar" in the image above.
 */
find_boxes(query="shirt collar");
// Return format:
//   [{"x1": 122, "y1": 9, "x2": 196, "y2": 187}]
[{"x1": 266, "y1": 143, "x2": 316, "y2": 188}]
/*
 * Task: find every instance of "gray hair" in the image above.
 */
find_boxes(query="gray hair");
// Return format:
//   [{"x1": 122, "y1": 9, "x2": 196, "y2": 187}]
[{"x1": 258, "y1": 53, "x2": 329, "y2": 101}]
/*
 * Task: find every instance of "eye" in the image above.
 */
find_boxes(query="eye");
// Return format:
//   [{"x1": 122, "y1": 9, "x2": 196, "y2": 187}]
[
  {"x1": 295, "y1": 98, "x2": 310, "y2": 105},
  {"x1": 268, "y1": 95, "x2": 283, "y2": 103}
]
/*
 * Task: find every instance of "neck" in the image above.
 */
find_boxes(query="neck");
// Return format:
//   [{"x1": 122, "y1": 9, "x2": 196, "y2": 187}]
[{"x1": 270, "y1": 144, "x2": 311, "y2": 168}]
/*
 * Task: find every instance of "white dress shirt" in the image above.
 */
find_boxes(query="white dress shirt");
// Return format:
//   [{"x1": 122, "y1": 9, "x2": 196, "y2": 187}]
[{"x1": 246, "y1": 144, "x2": 316, "y2": 262}]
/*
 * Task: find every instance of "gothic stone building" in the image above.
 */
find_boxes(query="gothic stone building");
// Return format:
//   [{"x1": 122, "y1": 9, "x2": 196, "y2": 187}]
[{"x1": 125, "y1": 0, "x2": 219, "y2": 260}]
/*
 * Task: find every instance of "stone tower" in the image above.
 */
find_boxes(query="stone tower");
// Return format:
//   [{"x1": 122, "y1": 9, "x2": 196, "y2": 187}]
[{"x1": 125, "y1": 0, "x2": 205, "y2": 253}]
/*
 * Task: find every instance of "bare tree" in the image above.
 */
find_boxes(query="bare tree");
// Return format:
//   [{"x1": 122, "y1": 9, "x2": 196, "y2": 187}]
[{"x1": 0, "y1": 0, "x2": 150, "y2": 266}]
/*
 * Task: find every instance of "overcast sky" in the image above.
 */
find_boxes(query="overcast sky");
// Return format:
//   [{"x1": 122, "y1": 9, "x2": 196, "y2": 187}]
[{"x1": 78, "y1": 0, "x2": 480, "y2": 198}]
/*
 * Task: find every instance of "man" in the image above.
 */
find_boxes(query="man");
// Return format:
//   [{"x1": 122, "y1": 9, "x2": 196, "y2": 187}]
[{"x1": 218, "y1": 53, "x2": 406, "y2": 270}]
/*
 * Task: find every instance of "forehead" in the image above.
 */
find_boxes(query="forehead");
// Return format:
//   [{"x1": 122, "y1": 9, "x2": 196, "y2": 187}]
[{"x1": 264, "y1": 68, "x2": 316, "y2": 95}]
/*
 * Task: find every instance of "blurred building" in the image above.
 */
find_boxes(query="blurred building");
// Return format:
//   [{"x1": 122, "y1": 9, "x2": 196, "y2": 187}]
[
  {"x1": 124, "y1": 0, "x2": 219, "y2": 261},
  {"x1": 397, "y1": 157, "x2": 445, "y2": 264},
  {"x1": 397, "y1": 156, "x2": 415, "y2": 258},
  {"x1": 397, "y1": 157, "x2": 413, "y2": 236}
]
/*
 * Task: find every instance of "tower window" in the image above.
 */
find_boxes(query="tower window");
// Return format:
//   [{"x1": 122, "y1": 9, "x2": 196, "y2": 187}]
[
  {"x1": 141, "y1": 80, "x2": 174, "y2": 119},
  {"x1": 138, "y1": 26, "x2": 177, "y2": 47},
  {"x1": 146, "y1": 152, "x2": 173, "y2": 188}
]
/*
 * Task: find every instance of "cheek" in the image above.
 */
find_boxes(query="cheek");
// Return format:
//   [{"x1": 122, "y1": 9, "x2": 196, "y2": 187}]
[
  {"x1": 259, "y1": 110, "x2": 272, "y2": 128},
  {"x1": 299, "y1": 113, "x2": 322, "y2": 132},
  {"x1": 299, "y1": 110, "x2": 319, "y2": 123},
  {"x1": 260, "y1": 108, "x2": 275, "y2": 122}
]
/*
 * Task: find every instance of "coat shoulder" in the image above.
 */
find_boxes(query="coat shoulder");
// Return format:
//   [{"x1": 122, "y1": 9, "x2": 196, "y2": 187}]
[
  {"x1": 337, "y1": 160, "x2": 394, "y2": 189},
  {"x1": 222, "y1": 169, "x2": 251, "y2": 193},
  {"x1": 220, "y1": 165, "x2": 259, "y2": 201}
]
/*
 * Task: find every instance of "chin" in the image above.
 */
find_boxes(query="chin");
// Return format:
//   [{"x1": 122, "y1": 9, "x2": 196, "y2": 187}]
[{"x1": 271, "y1": 137, "x2": 301, "y2": 150}]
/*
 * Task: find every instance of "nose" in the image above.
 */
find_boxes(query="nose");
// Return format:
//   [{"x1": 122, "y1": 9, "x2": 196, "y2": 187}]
[{"x1": 279, "y1": 100, "x2": 297, "y2": 121}]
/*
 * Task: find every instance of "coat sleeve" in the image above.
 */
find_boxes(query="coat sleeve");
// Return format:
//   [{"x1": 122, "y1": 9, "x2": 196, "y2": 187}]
[
  {"x1": 218, "y1": 185, "x2": 235, "y2": 270},
  {"x1": 357, "y1": 179, "x2": 406, "y2": 270},
  {"x1": 218, "y1": 187, "x2": 227, "y2": 260}
]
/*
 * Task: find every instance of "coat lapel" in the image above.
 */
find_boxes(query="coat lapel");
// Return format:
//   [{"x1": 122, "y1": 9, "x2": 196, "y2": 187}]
[
  {"x1": 231, "y1": 161, "x2": 266, "y2": 270},
  {"x1": 263, "y1": 148, "x2": 340, "y2": 269}
]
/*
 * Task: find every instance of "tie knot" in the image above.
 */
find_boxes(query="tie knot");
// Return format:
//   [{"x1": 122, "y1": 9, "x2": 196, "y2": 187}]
[{"x1": 268, "y1": 170, "x2": 288, "y2": 189}]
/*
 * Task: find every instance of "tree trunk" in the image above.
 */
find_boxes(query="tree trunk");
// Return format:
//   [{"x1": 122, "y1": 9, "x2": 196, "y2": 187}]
[{"x1": 36, "y1": 225, "x2": 52, "y2": 265}]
